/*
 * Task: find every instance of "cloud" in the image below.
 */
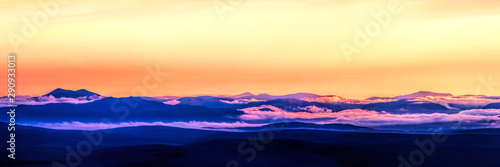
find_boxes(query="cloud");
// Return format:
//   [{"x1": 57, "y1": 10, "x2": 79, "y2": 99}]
[
  {"x1": 239, "y1": 105, "x2": 339, "y2": 120},
  {"x1": 458, "y1": 109, "x2": 500, "y2": 116},
  {"x1": 23, "y1": 107, "x2": 500, "y2": 131},
  {"x1": 411, "y1": 96, "x2": 500, "y2": 109},
  {"x1": 302, "y1": 96, "x2": 394, "y2": 104},
  {"x1": 29, "y1": 108, "x2": 500, "y2": 131},
  {"x1": 164, "y1": 99, "x2": 181, "y2": 105},
  {"x1": 297, "y1": 105, "x2": 333, "y2": 113},
  {"x1": 239, "y1": 105, "x2": 500, "y2": 127},
  {"x1": 220, "y1": 99, "x2": 264, "y2": 104},
  {"x1": 0, "y1": 95, "x2": 103, "y2": 106}
]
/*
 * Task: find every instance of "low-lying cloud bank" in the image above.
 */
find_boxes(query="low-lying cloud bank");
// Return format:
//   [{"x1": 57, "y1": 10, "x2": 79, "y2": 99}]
[
  {"x1": 0, "y1": 95, "x2": 103, "y2": 106},
  {"x1": 28, "y1": 107, "x2": 500, "y2": 131},
  {"x1": 239, "y1": 105, "x2": 500, "y2": 128}
]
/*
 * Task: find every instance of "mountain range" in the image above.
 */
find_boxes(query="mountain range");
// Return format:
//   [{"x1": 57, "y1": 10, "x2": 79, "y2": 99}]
[
  {"x1": 1, "y1": 88, "x2": 500, "y2": 167},
  {"x1": 1, "y1": 88, "x2": 499, "y2": 131}
]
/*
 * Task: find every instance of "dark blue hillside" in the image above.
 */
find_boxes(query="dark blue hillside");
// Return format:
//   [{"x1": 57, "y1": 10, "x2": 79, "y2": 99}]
[
  {"x1": 177, "y1": 96, "x2": 236, "y2": 108},
  {"x1": 3, "y1": 122, "x2": 500, "y2": 167},
  {"x1": 484, "y1": 103, "x2": 500, "y2": 109},
  {"x1": 0, "y1": 97, "x2": 244, "y2": 123},
  {"x1": 233, "y1": 122, "x2": 375, "y2": 132},
  {"x1": 0, "y1": 122, "x2": 223, "y2": 165},
  {"x1": 43, "y1": 88, "x2": 99, "y2": 98},
  {"x1": 361, "y1": 100, "x2": 453, "y2": 114},
  {"x1": 0, "y1": 122, "x2": 222, "y2": 147}
]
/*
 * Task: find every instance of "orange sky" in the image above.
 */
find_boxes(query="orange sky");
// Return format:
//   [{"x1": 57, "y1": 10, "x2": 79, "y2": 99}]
[{"x1": 1, "y1": 0, "x2": 500, "y2": 98}]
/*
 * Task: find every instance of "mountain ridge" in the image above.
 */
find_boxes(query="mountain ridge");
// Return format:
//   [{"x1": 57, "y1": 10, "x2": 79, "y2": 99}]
[{"x1": 43, "y1": 88, "x2": 100, "y2": 98}]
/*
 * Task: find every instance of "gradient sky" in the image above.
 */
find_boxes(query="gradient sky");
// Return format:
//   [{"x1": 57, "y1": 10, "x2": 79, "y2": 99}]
[{"x1": 1, "y1": 0, "x2": 499, "y2": 98}]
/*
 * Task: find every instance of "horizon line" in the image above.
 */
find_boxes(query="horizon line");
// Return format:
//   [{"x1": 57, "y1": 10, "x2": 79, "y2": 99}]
[{"x1": 4, "y1": 88, "x2": 496, "y2": 100}]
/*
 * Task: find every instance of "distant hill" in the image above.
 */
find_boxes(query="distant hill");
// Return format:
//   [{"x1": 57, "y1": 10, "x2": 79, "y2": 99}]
[
  {"x1": 361, "y1": 100, "x2": 453, "y2": 114},
  {"x1": 367, "y1": 91, "x2": 453, "y2": 100},
  {"x1": 43, "y1": 88, "x2": 100, "y2": 98},
  {"x1": 0, "y1": 97, "x2": 244, "y2": 123},
  {"x1": 178, "y1": 96, "x2": 235, "y2": 108},
  {"x1": 229, "y1": 92, "x2": 255, "y2": 99},
  {"x1": 238, "y1": 93, "x2": 321, "y2": 100},
  {"x1": 484, "y1": 103, "x2": 500, "y2": 109},
  {"x1": 394, "y1": 91, "x2": 453, "y2": 99}
]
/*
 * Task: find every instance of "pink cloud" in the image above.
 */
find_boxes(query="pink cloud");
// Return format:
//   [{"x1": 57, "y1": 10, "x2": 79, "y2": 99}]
[
  {"x1": 220, "y1": 99, "x2": 264, "y2": 104},
  {"x1": 298, "y1": 105, "x2": 333, "y2": 113},
  {"x1": 239, "y1": 105, "x2": 500, "y2": 127},
  {"x1": 412, "y1": 96, "x2": 500, "y2": 109},
  {"x1": 302, "y1": 96, "x2": 395, "y2": 104},
  {"x1": 164, "y1": 99, "x2": 181, "y2": 105}
]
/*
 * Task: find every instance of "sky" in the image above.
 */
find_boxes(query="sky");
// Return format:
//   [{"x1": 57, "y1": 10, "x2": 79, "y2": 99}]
[{"x1": 1, "y1": 0, "x2": 499, "y2": 98}]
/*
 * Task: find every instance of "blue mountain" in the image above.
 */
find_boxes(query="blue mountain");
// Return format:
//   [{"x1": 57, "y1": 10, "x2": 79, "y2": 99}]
[
  {"x1": 2, "y1": 122, "x2": 500, "y2": 167},
  {"x1": 0, "y1": 97, "x2": 244, "y2": 123},
  {"x1": 484, "y1": 103, "x2": 500, "y2": 109},
  {"x1": 43, "y1": 88, "x2": 99, "y2": 98},
  {"x1": 228, "y1": 92, "x2": 255, "y2": 99},
  {"x1": 238, "y1": 93, "x2": 321, "y2": 100},
  {"x1": 177, "y1": 96, "x2": 235, "y2": 108},
  {"x1": 361, "y1": 100, "x2": 453, "y2": 114},
  {"x1": 367, "y1": 91, "x2": 453, "y2": 100},
  {"x1": 393, "y1": 91, "x2": 453, "y2": 99}
]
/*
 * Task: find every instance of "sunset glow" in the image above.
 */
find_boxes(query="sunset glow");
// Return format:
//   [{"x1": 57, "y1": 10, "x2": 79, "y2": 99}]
[{"x1": 1, "y1": 0, "x2": 499, "y2": 98}]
